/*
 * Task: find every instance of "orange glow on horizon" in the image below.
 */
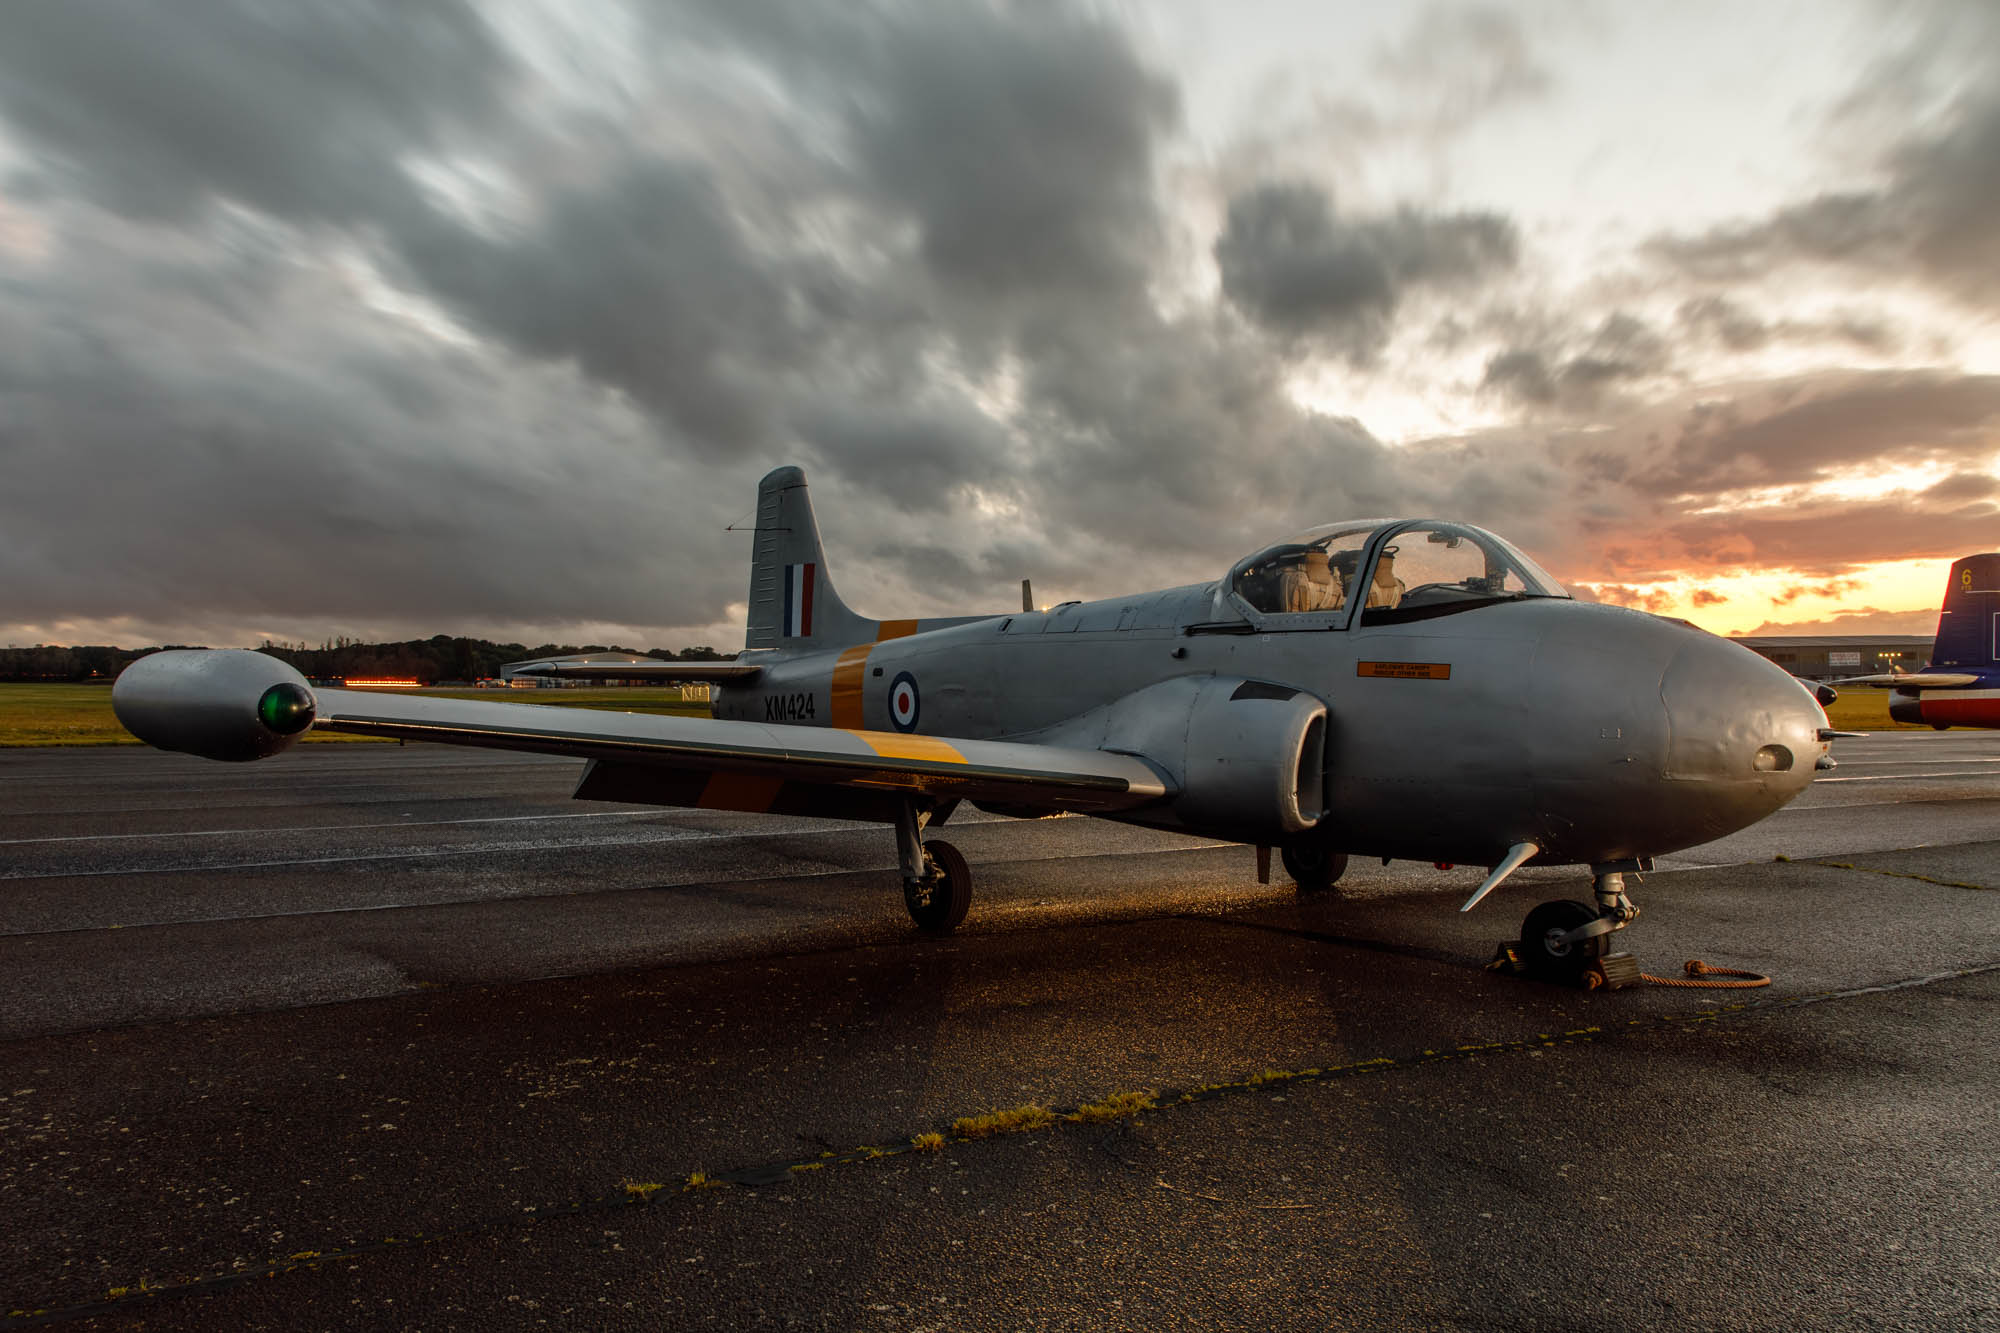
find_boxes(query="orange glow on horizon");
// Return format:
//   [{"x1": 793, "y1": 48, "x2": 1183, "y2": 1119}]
[
  {"x1": 340, "y1": 678, "x2": 424, "y2": 688},
  {"x1": 1571, "y1": 557, "x2": 1956, "y2": 636}
]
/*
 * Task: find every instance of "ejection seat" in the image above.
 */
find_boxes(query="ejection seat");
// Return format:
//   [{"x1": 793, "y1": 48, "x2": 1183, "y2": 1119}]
[{"x1": 1365, "y1": 548, "x2": 1406, "y2": 610}]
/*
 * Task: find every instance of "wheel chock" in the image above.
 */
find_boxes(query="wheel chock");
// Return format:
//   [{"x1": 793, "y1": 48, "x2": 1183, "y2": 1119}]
[
  {"x1": 1585, "y1": 951, "x2": 1642, "y2": 990},
  {"x1": 1489, "y1": 944, "x2": 1643, "y2": 991}
]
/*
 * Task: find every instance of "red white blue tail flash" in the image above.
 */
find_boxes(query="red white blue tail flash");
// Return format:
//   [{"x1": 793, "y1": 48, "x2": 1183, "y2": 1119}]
[{"x1": 783, "y1": 563, "x2": 816, "y2": 638}]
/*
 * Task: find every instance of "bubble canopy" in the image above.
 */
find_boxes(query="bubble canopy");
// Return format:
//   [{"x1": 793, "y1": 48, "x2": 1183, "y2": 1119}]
[{"x1": 1224, "y1": 519, "x2": 1570, "y2": 629}]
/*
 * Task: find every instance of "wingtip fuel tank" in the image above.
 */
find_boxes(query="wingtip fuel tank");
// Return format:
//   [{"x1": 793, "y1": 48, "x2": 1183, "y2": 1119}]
[{"x1": 112, "y1": 649, "x2": 316, "y2": 762}]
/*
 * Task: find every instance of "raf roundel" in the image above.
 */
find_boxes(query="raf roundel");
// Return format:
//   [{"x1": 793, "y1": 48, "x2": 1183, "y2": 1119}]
[{"x1": 888, "y1": 671, "x2": 921, "y2": 732}]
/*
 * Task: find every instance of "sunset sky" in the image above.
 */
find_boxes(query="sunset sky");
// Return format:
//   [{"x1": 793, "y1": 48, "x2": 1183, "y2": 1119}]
[{"x1": 2, "y1": 0, "x2": 1994, "y2": 651}]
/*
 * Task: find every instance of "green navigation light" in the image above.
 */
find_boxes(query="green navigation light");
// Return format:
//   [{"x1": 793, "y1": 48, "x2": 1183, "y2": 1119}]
[{"x1": 256, "y1": 683, "x2": 316, "y2": 735}]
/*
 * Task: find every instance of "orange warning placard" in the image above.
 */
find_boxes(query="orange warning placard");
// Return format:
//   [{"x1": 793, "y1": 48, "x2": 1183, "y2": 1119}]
[{"x1": 1357, "y1": 661, "x2": 1451, "y2": 680}]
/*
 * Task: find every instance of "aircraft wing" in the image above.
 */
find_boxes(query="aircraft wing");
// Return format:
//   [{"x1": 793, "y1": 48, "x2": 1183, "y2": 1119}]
[
  {"x1": 1831, "y1": 672, "x2": 1983, "y2": 690},
  {"x1": 308, "y1": 687, "x2": 1168, "y2": 817}
]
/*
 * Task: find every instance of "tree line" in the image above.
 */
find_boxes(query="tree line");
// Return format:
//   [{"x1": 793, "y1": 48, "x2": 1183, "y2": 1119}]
[{"x1": 0, "y1": 636, "x2": 729, "y2": 683}]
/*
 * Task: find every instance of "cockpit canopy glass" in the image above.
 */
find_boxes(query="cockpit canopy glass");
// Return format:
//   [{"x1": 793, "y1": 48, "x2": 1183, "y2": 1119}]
[
  {"x1": 1228, "y1": 520, "x2": 1568, "y2": 626},
  {"x1": 1229, "y1": 522, "x2": 1380, "y2": 620}
]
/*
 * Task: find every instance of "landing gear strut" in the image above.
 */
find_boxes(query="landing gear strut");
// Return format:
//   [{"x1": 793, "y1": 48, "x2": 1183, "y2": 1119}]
[
  {"x1": 1518, "y1": 864, "x2": 1644, "y2": 985},
  {"x1": 895, "y1": 799, "x2": 970, "y2": 934}
]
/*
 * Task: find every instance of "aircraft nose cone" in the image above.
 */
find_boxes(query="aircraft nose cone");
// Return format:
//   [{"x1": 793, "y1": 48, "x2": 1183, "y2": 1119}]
[{"x1": 1660, "y1": 635, "x2": 1825, "y2": 808}]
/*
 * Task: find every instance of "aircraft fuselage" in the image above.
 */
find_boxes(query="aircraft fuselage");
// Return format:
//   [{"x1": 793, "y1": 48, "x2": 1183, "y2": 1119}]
[
  {"x1": 1889, "y1": 684, "x2": 2000, "y2": 728},
  {"x1": 716, "y1": 585, "x2": 1827, "y2": 868}
]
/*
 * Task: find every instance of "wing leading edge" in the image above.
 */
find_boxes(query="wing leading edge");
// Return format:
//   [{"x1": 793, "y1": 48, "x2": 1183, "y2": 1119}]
[{"x1": 310, "y1": 688, "x2": 1169, "y2": 818}]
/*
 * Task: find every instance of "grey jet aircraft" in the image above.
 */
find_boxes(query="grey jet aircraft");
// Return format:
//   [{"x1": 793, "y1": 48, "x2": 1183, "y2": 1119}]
[{"x1": 114, "y1": 466, "x2": 1835, "y2": 984}]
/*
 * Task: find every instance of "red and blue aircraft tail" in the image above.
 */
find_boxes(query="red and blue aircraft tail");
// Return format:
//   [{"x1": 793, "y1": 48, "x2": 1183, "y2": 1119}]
[
  {"x1": 1891, "y1": 553, "x2": 2000, "y2": 727},
  {"x1": 1930, "y1": 553, "x2": 2000, "y2": 672}
]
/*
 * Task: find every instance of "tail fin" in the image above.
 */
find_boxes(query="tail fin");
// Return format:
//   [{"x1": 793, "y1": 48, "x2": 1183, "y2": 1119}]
[
  {"x1": 1931, "y1": 552, "x2": 2000, "y2": 669},
  {"x1": 745, "y1": 467, "x2": 875, "y2": 651}
]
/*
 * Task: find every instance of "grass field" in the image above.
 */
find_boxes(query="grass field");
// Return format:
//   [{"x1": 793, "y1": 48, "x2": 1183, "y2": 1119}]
[
  {"x1": 1819, "y1": 687, "x2": 1930, "y2": 732},
  {"x1": 0, "y1": 683, "x2": 714, "y2": 747},
  {"x1": 0, "y1": 676, "x2": 1934, "y2": 747}
]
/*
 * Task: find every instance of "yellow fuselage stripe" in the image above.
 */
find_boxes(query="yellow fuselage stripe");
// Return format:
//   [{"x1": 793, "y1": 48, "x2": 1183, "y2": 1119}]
[
  {"x1": 846, "y1": 730, "x2": 966, "y2": 763},
  {"x1": 830, "y1": 644, "x2": 873, "y2": 729},
  {"x1": 876, "y1": 619, "x2": 919, "y2": 641}
]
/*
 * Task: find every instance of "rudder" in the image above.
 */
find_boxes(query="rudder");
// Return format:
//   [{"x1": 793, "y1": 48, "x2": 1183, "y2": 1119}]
[
  {"x1": 1931, "y1": 552, "x2": 2000, "y2": 669},
  {"x1": 745, "y1": 467, "x2": 874, "y2": 651}
]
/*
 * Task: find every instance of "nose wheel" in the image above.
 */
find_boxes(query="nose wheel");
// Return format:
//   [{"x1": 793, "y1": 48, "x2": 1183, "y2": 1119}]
[
  {"x1": 1519, "y1": 899, "x2": 1606, "y2": 983},
  {"x1": 1515, "y1": 866, "x2": 1644, "y2": 985}
]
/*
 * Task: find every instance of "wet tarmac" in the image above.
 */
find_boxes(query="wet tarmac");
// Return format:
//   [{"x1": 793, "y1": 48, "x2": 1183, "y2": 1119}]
[{"x1": 2, "y1": 734, "x2": 1997, "y2": 1330}]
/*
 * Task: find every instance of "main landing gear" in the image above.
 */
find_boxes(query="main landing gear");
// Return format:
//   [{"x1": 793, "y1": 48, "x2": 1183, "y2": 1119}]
[
  {"x1": 1517, "y1": 864, "x2": 1644, "y2": 985},
  {"x1": 894, "y1": 799, "x2": 970, "y2": 935},
  {"x1": 1280, "y1": 837, "x2": 1349, "y2": 895}
]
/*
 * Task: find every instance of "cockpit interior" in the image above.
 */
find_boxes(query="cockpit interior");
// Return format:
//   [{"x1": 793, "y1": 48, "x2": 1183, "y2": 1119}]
[{"x1": 1227, "y1": 520, "x2": 1569, "y2": 628}]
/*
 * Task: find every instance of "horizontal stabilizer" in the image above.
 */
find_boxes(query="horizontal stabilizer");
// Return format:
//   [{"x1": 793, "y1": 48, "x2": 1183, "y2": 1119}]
[
  {"x1": 503, "y1": 653, "x2": 763, "y2": 684},
  {"x1": 1832, "y1": 672, "x2": 1982, "y2": 690}
]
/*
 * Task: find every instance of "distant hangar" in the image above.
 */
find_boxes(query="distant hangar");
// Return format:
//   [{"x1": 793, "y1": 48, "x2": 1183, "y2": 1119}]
[{"x1": 1730, "y1": 634, "x2": 1933, "y2": 682}]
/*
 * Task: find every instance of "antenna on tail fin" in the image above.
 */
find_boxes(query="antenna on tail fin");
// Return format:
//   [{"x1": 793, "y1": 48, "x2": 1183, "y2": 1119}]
[{"x1": 744, "y1": 467, "x2": 875, "y2": 651}]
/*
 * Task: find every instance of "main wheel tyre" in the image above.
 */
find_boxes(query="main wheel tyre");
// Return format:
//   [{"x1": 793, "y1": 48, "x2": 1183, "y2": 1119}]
[
  {"x1": 1519, "y1": 899, "x2": 1604, "y2": 985},
  {"x1": 905, "y1": 839, "x2": 971, "y2": 935},
  {"x1": 1281, "y1": 841, "x2": 1349, "y2": 895}
]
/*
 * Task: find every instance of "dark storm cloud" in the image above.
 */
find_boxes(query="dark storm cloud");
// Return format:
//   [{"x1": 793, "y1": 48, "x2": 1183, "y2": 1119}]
[
  {"x1": 1010, "y1": 308, "x2": 1434, "y2": 564},
  {"x1": 395, "y1": 0, "x2": 1194, "y2": 540},
  {"x1": 0, "y1": 208, "x2": 751, "y2": 640},
  {"x1": 1674, "y1": 295, "x2": 1897, "y2": 355},
  {"x1": 395, "y1": 161, "x2": 802, "y2": 452},
  {"x1": 1654, "y1": 372, "x2": 2000, "y2": 497},
  {"x1": 1407, "y1": 367, "x2": 2000, "y2": 588},
  {"x1": 846, "y1": 7, "x2": 1177, "y2": 303},
  {"x1": 2, "y1": 0, "x2": 1985, "y2": 648},
  {"x1": 1650, "y1": 91, "x2": 2000, "y2": 311},
  {"x1": 1479, "y1": 312, "x2": 1672, "y2": 413},
  {"x1": 652, "y1": 4, "x2": 1476, "y2": 589},
  {"x1": 1924, "y1": 471, "x2": 2000, "y2": 504},
  {"x1": 0, "y1": 0, "x2": 510, "y2": 225},
  {"x1": 640, "y1": 0, "x2": 1177, "y2": 312},
  {"x1": 1215, "y1": 183, "x2": 1516, "y2": 360},
  {"x1": 1670, "y1": 501, "x2": 2000, "y2": 581},
  {"x1": 0, "y1": 0, "x2": 1289, "y2": 638},
  {"x1": 791, "y1": 397, "x2": 1016, "y2": 513}
]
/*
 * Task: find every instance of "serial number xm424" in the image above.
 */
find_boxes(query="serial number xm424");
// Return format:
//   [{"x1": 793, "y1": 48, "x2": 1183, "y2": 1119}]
[{"x1": 115, "y1": 467, "x2": 1836, "y2": 983}]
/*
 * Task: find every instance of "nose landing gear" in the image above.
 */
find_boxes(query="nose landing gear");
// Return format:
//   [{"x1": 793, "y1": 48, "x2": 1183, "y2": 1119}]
[{"x1": 1513, "y1": 863, "x2": 1646, "y2": 986}]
